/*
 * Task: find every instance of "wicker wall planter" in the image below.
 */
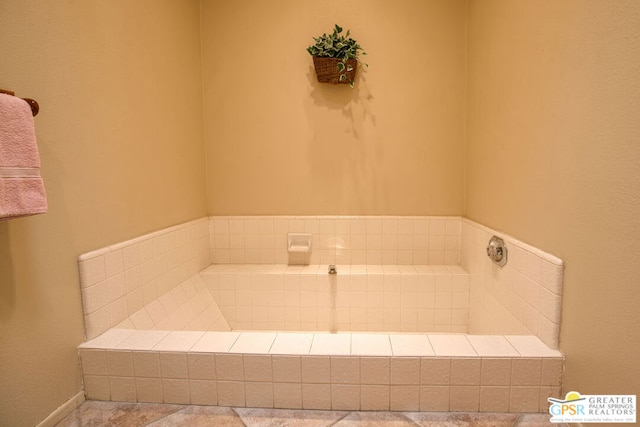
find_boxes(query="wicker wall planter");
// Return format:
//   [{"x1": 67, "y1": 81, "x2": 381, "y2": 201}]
[{"x1": 312, "y1": 57, "x2": 358, "y2": 85}]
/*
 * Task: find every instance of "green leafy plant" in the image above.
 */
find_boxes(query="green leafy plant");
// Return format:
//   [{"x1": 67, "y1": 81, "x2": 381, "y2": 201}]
[{"x1": 306, "y1": 24, "x2": 367, "y2": 87}]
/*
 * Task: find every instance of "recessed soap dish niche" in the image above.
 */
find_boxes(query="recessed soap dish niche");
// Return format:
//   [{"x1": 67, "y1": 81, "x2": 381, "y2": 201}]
[{"x1": 288, "y1": 233, "x2": 312, "y2": 265}]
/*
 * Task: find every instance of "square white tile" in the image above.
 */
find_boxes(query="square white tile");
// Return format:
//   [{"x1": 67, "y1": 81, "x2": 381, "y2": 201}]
[
  {"x1": 505, "y1": 335, "x2": 562, "y2": 357},
  {"x1": 309, "y1": 333, "x2": 351, "y2": 356},
  {"x1": 351, "y1": 334, "x2": 392, "y2": 356},
  {"x1": 79, "y1": 328, "x2": 134, "y2": 349},
  {"x1": 191, "y1": 331, "x2": 240, "y2": 353},
  {"x1": 152, "y1": 331, "x2": 206, "y2": 352},
  {"x1": 270, "y1": 333, "x2": 313, "y2": 355},
  {"x1": 389, "y1": 334, "x2": 434, "y2": 356},
  {"x1": 229, "y1": 332, "x2": 277, "y2": 354},
  {"x1": 467, "y1": 335, "x2": 519, "y2": 357},
  {"x1": 114, "y1": 330, "x2": 170, "y2": 350},
  {"x1": 427, "y1": 334, "x2": 477, "y2": 357}
]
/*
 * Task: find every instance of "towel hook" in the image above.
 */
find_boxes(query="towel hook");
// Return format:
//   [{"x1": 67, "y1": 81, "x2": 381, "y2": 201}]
[{"x1": 0, "y1": 88, "x2": 39, "y2": 116}]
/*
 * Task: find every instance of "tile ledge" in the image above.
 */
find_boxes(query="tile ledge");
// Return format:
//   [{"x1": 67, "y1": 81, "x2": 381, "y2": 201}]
[
  {"x1": 462, "y1": 218, "x2": 563, "y2": 266},
  {"x1": 78, "y1": 217, "x2": 209, "y2": 261},
  {"x1": 79, "y1": 330, "x2": 562, "y2": 359}
]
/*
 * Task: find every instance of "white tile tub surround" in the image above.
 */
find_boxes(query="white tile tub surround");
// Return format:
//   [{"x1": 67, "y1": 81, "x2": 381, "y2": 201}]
[
  {"x1": 209, "y1": 216, "x2": 462, "y2": 266},
  {"x1": 113, "y1": 273, "x2": 230, "y2": 334},
  {"x1": 79, "y1": 331, "x2": 563, "y2": 413},
  {"x1": 79, "y1": 216, "x2": 463, "y2": 339},
  {"x1": 78, "y1": 218, "x2": 212, "y2": 340},
  {"x1": 201, "y1": 264, "x2": 470, "y2": 334},
  {"x1": 461, "y1": 219, "x2": 564, "y2": 349},
  {"x1": 77, "y1": 215, "x2": 567, "y2": 413}
]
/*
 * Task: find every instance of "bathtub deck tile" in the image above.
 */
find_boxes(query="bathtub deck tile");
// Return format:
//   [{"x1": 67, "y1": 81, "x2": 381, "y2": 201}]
[
  {"x1": 310, "y1": 334, "x2": 351, "y2": 356},
  {"x1": 79, "y1": 328, "x2": 135, "y2": 349},
  {"x1": 230, "y1": 332, "x2": 277, "y2": 354},
  {"x1": 389, "y1": 334, "x2": 434, "y2": 356},
  {"x1": 152, "y1": 331, "x2": 206, "y2": 352},
  {"x1": 270, "y1": 333, "x2": 314, "y2": 355},
  {"x1": 191, "y1": 331, "x2": 240, "y2": 352},
  {"x1": 505, "y1": 335, "x2": 563, "y2": 358},
  {"x1": 114, "y1": 330, "x2": 171, "y2": 350},
  {"x1": 467, "y1": 335, "x2": 519, "y2": 357},
  {"x1": 351, "y1": 334, "x2": 392, "y2": 356},
  {"x1": 428, "y1": 334, "x2": 477, "y2": 357}
]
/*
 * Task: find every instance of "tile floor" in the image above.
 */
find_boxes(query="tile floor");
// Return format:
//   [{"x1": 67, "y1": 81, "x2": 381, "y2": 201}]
[{"x1": 56, "y1": 401, "x2": 566, "y2": 426}]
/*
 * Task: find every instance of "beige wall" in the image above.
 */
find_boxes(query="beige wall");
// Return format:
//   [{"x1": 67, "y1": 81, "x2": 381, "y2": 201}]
[
  {"x1": 201, "y1": 0, "x2": 467, "y2": 215},
  {"x1": 0, "y1": 1, "x2": 207, "y2": 425},
  {"x1": 466, "y1": 0, "x2": 640, "y2": 397}
]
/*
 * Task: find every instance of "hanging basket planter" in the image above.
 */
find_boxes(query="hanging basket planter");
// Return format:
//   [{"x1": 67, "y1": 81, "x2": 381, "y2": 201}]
[
  {"x1": 312, "y1": 57, "x2": 358, "y2": 85},
  {"x1": 307, "y1": 24, "x2": 367, "y2": 88}
]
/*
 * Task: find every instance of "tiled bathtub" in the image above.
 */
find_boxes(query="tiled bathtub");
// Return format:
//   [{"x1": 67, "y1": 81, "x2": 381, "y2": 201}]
[{"x1": 77, "y1": 216, "x2": 565, "y2": 412}]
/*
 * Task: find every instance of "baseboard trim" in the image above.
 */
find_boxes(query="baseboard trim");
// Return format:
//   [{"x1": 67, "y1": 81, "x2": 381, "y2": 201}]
[{"x1": 36, "y1": 390, "x2": 85, "y2": 427}]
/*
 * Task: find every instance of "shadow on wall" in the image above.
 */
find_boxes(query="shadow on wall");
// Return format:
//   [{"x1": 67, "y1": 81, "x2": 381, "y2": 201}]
[
  {"x1": 307, "y1": 64, "x2": 376, "y2": 138},
  {"x1": 304, "y1": 64, "x2": 386, "y2": 212}
]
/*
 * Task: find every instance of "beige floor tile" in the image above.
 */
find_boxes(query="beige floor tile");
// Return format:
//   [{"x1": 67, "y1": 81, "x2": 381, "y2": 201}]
[
  {"x1": 56, "y1": 401, "x2": 567, "y2": 427},
  {"x1": 146, "y1": 406, "x2": 244, "y2": 426},
  {"x1": 405, "y1": 412, "x2": 519, "y2": 426},
  {"x1": 235, "y1": 407, "x2": 347, "y2": 426},
  {"x1": 515, "y1": 413, "x2": 566, "y2": 426},
  {"x1": 55, "y1": 401, "x2": 185, "y2": 427},
  {"x1": 334, "y1": 411, "x2": 415, "y2": 426}
]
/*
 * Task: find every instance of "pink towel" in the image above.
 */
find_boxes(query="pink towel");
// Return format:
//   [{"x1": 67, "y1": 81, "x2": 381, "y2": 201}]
[{"x1": 0, "y1": 93, "x2": 47, "y2": 220}]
